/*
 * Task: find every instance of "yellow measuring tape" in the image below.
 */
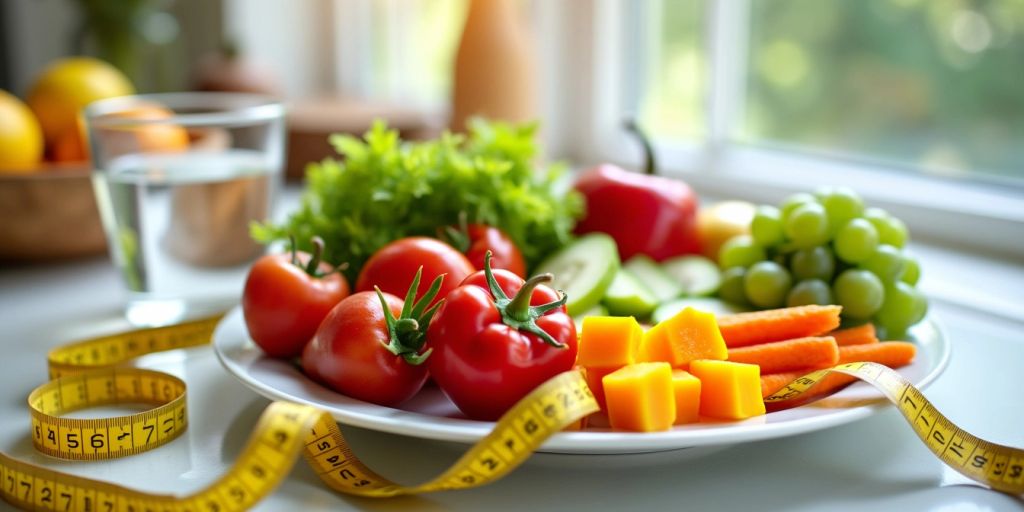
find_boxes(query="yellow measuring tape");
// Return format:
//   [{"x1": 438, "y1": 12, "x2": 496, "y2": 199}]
[
  {"x1": 0, "y1": 317, "x2": 1020, "y2": 511},
  {"x1": 764, "y1": 361, "x2": 1024, "y2": 495}
]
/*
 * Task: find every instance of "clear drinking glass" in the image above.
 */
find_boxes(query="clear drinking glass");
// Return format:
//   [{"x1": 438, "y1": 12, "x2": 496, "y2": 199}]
[{"x1": 85, "y1": 93, "x2": 285, "y2": 326}]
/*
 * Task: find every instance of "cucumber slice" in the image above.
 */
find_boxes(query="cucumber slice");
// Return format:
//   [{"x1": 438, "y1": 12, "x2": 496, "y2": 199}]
[
  {"x1": 651, "y1": 297, "x2": 749, "y2": 324},
  {"x1": 535, "y1": 233, "x2": 620, "y2": 316},
  {"x1": 572, "y1": 304, "x2": 610, "y2": 325},
  {"x1": 624, "y1": 255, "x2": 684, "y2": 302},
  {"x1": 661, "y1": 255, "x2": 722, "y2": 297},
  {"x1": 602, "y1": 269, "x2": 658, "y2": 318}
]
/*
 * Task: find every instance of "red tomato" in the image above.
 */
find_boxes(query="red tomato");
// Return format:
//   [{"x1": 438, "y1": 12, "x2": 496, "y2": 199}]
[
  {"x1": 242, "y1": 242, "x2": 349, "y2": 358},
  {"x1": 302, "y1": 291, "x2": 430, "y2": 406},
  {"x1": 355, "y1": 237, "x2": 474, "y2": 306},
  {"x1": 463, "y1": 224, "x2": 526, "y2": 277},
  {"x1": 426, "y1": 256, "x2": 578, "y2": 420}
]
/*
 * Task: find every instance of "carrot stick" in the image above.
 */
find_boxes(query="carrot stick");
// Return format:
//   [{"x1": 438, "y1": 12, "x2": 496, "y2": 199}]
[
  {"x1": 759, "y1": 341, "x2": 917, "y2": 400},
  {"x1": 727, "y1": 336, "x2": 839, "y2": 374},
  {"x1": 760, "y1": 371, "x2": 856, "y2": 399},
  {"x1": 838, "y1": 342, "x2": 916, "y2": 367},
  {"x1": 717, "y1": 305, "x2": 842, "y2": 348},
  {"x1": 829, "y1": 323, "x2": 879, "y2": 346}
]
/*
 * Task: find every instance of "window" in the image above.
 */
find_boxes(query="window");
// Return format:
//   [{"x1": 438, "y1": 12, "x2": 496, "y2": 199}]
[
  {"x1": 334, "y1": 0, "x2": 467, "y2": 109},
  {"x1": 588, "y1": 0, "x2": 1023, "y2": 256},
  {"x1": 629, "y1": 0, "x2": 707, "y2": 141},
  {"x1": 743, "y1": 0, "x2": 1024, "y2": 184}
]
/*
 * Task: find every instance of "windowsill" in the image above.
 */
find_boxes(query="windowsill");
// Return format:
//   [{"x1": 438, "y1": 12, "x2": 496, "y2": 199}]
[{"x1": 580, "y1": 134, "x2": 1024, "y2": 260}]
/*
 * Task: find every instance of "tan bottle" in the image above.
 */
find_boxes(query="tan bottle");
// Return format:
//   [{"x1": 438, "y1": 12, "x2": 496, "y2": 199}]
[{"x1": 450, "y1": 0, "x2": 538, "y2": 132}]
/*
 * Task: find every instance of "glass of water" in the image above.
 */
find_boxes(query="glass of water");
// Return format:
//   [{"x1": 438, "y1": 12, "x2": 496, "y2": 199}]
[{"x1": 85, "y1": 93, "x2": 285, "y2": 326}]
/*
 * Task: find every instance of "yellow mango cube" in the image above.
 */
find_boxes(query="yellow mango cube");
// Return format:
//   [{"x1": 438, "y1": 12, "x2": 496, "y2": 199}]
[
  {"x1": 638, "y1": 308, "x2": 728, "y2": 368},
  {"x1": 578, "y1": 316, "x2": 643, "y2": 368},
  {"x1": 602, "y1": 362, "x2": 675, "y2": 432},
  {"x1": 689, "y1": 359, "x2": 765, "y2": 420},
  {"x1": 671, "y1": 370, "x2": 701, "y2": 425}
]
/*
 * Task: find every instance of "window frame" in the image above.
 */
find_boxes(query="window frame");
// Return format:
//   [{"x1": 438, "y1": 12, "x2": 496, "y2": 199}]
[
  {"x1": 571, "y1": 0, "x2": 1023, "y2": 258},
  {"x1": 328, "y1": 0, "x2": 1022, "y2": 256}
]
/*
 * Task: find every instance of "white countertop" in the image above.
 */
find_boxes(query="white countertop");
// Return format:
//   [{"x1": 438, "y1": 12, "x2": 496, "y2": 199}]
[{"x1": 1, "y1": 243, "x2": 1023, "y2": 511}]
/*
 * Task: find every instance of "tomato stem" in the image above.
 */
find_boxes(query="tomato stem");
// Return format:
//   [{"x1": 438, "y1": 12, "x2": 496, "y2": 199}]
[
  {"x1": 482, "y1": 251, "x2": 568, "y2": 348},
  {"x1": 304, "y1": 237, "x2": 325, "y2": 276},
  {"x1": 506, "y1": 274, "x2": 551, "y2": 323},
  {"x1": 288, "y1": 234, "x2": 299, "y2": 267},
  {"x1": 375, "y1": 266, "x2": 444, "y2": 366},
  {"x1": 439, "y1": 211, "x2": 471, "y2": 254}
]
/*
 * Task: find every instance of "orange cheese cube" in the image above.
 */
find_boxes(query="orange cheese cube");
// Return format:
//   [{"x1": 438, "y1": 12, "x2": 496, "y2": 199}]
[
  {"x1": 602, "y1": 362, "x2": 675, "y2": 432},
  {"x1": 671, "y1": 370, "x2": 701, "y2": 425},
  {"x1": 638, "y1": 308, "x2": 727, "y2": 367},
  {"x1": 578, "y1": 316, "x2": 643, "y2": 368},
  {"x1": 689, "y1": 359, "x2": 765, "y2": 420},
  {"x1": 583, "y1": 366, "x2": 618, "y2": 410}
]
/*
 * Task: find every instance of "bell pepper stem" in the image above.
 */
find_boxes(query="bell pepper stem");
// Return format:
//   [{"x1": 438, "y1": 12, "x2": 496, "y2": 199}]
[
  {"x1": 506, "y1": 273, "x2": 553, "y2": 323},
  {"x1": 624, "y1": 119, "x2": 657, "y2": 176}
]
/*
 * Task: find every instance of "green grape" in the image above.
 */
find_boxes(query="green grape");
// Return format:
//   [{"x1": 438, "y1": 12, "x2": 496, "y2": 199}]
[
  {"x1": 743, "y1": 261, "x2": 793, "y2": 309},
  {"x1": 784, "y1": 202, "x2": 830, "y2": 249},
  {"x1": 786, "y1": 279, "x2": 834, "y2": 307},
  {"x1": 863, "y1": 207, "x2": 890, "y2": 238},
  {"x1": 900, "y1": 253, "x2": 921, "y2": 285},
  {"x1": 751, "y1": 205, "x2": 785, "y2": 247},
  {"x1": 863, "y1": 207, "x2": 889, "y2": 223},
  {"x1": 718, "y1": 235, "x2": 766, "y2": 269},
  {"x1": 834, "y1": 218, "x2": 879, "y2": 264},
  {"x1": 819, "y1": 187, "x2": 865, "y2": 233},
  {"x1": 881, "y1": 216, "x2": 909, "y2": 248},
  {"x1": 833, "y1": 269, "x2": 884, "y2": 319},
  {"x1": 790, "y1": 246, "x2": 835, "y2": 281},
  {"x1": 863, "y1": 208, "x2": 908, "y2": 248},
  {"x1": 719, "y1": 266, "x2": 749, "y2": 305},
  {"x1": 861, "y1": 244, "x2": 905, "y2": 283},
  {"x1": 875, "y1": 281, "x2": 928, "y2": 338},
  {"x1": 812, "y1": 186, "x2": 836, "y2": 201},
  {"x1": 780, "y1": 192, "x2": 818, "y2": 220}
]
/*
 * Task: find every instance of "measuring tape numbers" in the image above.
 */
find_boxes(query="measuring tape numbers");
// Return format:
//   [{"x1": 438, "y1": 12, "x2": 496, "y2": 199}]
[
  {"x1": 764, "y1": 361, "x2": 1024, "y2": 495},
  {"x1": 1, "y1": 315, "x2": 599, "y2": 511},
  {"x1": 1, "y1": 317, "x2": 1021, "y2": 511}
]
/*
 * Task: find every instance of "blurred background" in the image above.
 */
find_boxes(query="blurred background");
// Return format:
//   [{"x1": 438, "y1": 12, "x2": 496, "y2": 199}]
[
  {"x1": 4, "y1": 0, "x2": 1023, "y2": 180},
  {"x1": 1, "y1": 0, "x2": 1022, "y2": 257}
]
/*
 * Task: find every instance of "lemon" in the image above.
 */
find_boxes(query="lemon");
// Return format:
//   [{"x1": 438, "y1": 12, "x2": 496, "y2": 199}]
[
  {"x1": 27, "y1": 57, "x2": 134, "y2": 149},
  {"x1": 0, "y1": 90, "x2": 44, "y2": 173}
]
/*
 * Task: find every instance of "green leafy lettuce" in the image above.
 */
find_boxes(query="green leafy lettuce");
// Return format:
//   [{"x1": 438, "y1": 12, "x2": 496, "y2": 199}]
[{"x1": 253, "y1": 119, "x2": 583, "y2": 281}]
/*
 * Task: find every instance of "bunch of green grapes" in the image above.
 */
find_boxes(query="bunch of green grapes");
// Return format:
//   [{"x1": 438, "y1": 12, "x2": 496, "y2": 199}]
[{"x1": 716, "y1": 187, "x2": 927, "y2": 337}]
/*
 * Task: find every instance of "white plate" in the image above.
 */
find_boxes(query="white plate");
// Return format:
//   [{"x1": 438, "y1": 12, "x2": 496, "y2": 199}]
[{"x1": 212, "y1": 307, "x2": 950, "y2": 455}]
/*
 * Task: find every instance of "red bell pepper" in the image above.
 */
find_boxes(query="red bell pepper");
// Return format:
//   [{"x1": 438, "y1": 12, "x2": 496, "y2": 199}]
[
  {"x1": 426, "y1": 253, "x2": 578, "y2": 421},
  {"x1": 574, "y1": 120, "x2": 700, "y2": 261}
]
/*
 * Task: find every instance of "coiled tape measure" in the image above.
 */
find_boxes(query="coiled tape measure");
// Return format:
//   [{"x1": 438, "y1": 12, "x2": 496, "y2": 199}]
[{"x1": 1, "y1": 315, "x2": 1021, "y2": 511}]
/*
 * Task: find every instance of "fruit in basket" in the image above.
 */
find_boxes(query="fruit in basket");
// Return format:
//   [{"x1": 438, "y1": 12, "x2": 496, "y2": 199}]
[
  {"x1": 303, "y1": 268, "x2": 443, "y2": 407},
  {"x1": 427, "y1": 253, "x2": 577, "y2": 420},
  {"x1": 242, "y1": 237, "x2": 350, "y2": 358},
  {"x1": 27, "y1": 57, "x2": 134, "y2": 157},
  {"x1": 574, "y1": 120, "x2": 700, "y2": 261},
  {"x1": 102, "y1": 103, "x2": 190, "y2": 153},
  {"x1": 0, "y1": 90, "x2": 44, "y2": 173},
  {"x1": 716, "y1": 187, "x2": 927, "y2": 336}
]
